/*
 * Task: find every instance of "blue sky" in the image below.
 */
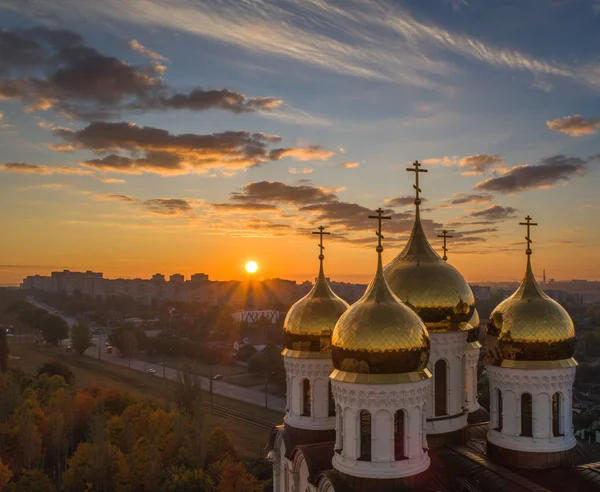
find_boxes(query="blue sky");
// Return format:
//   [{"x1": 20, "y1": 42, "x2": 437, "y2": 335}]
[{"x1": 0, "y1": 0, "x2": 599, "y2": 285}]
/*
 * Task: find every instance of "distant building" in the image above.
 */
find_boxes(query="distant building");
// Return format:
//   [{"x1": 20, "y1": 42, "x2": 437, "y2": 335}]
[{"x1": 232, "y1": 309, "x2": 283, "y2": 324}]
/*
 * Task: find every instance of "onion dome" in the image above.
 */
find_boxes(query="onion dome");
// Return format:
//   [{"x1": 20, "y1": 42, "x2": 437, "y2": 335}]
[
  {"x1": 467, "y1": 309, "x2": 481, "y2": 344},
  {"x1": 331, "y1": 209, "x2": 430, "y2": 375},
  {"x1": 384, "y1": 161, "x2": 475, "y2": 332},
  {"x1": 486, "y1": 216, "x2": 575, "y2": 365},
  {"x1": 283, "y1": 227, "x2": 349, "y2": 353}
]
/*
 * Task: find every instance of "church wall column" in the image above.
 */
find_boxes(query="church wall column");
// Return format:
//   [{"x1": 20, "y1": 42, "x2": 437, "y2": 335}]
[
  {"x1": 373, "y1": 409, "x2": 392, "y2": 462},
  {"x1": 534, "y1": 393, "x2": 551, "y2": 439}
]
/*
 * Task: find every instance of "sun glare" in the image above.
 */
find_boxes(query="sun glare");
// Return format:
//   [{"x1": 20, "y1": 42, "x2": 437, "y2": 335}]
[{"x1": 245, "y1": 261, "x2": 258, "y2": 274}]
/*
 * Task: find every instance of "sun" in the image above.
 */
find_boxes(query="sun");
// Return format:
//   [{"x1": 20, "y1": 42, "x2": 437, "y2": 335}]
[{"x1": 245, "y1": 261, "x2": 258, "y2": 274}]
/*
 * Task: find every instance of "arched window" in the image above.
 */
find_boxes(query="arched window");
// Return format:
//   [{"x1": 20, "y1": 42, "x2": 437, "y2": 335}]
[
  {"x1": 434, "y1": 359, "x2": 448, "y2": 416},
  {"x1": 521, "y1": 393, "x2": 533, "y2": 437},
  {"x1": 394, "y1": 410, "x2": 406, "y2": 460},
  {"x1": 302, "y1": 379, "x2": 311, "y2": 417},
  {"x1": 336, "y1": 404, "x2": 343, "y2": 452},
  {"x1": 328, "y1": 381, "x2": 335, "y2": 416},
  {"x1": 496, "y1": 388, "x2": 503, "y2": 431},
  {"x1": 359, "y1": 410, "x2": 371, "y2": 461},
  {"x1": 553, "y1": 393, "x2": 562, "y2": 436}
]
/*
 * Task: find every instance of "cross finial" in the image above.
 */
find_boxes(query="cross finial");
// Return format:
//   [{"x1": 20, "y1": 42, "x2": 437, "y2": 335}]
[
  {"x1": 406, "y1": 160, "x2": 428, "y2": 206},
  {"x1": 368, "y1": 208, "x2": 392, "y2": 254},
  {"x1": 312, "y1": 225, "x2": 330, "y2": 261},
  {"x1": 437, "y1": 229, "x2": 453, "y2": 261},
  {"x1": 519, "y1": 215, "x2": 538, "y2": 256}
]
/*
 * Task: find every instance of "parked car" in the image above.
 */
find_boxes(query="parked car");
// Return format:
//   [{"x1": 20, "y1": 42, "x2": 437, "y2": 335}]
[{"x1": 147, "y1": 368, "x2": 156, "y2": 374}]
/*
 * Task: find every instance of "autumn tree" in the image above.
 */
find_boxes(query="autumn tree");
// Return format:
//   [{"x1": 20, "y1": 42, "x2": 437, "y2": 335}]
[
  {"x1": 71, "y1": 321, "x2": 93, "y2": 354},
  {"x1": 204, "y1": 428, "x2": 236, "y2": 469},
  {"x1": 40, "y1": 313, "x2": 69, "y2": 346},
  {"x1": 0, "y1": 458, "x2": 13, "y2": 489},
  {"x1": 5, "y1": 469, "x2": 53, "y2": 492},
  {"x1": 162, "y1": 466, "x2": 215, "y2": 492},
  {"x1": 217, "y1": 462, "x2": 262, "y2": 492},
  {"x1": 17, "y1": 405, "x2": 42, "y2": 470},
  {"x1": 174, "y1": 361, "x2": 203, "y2": 417},
  {"x1": 37, "y1": 361, "x2": 75, "y2": 384}
]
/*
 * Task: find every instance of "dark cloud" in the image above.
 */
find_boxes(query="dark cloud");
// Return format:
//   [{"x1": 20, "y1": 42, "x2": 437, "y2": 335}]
[
  {"x1": 386, "y1": 195, "x2": 426, "y2": 207},
  {"x1": 231, "y1": 181, "x2": 337, "y2": 205},
  {"x1": 0, "y1": 26, "x2": 281, "y2": 119},
  {"x1": 443, "y1": 192, "x2": 493, "y2": 206},
  {"x1": 459, "y1": 154, "x2": 504, "y2": 175},
  {"x1": 97, "y1": 193, "x2": 138, "y2": 203},
  {"x1": 211, "y1": 202, "x2": 280, "y2": 211},
  {"x1": 475, "y1": 154, "x2": 586, "y2": 193},
  {"x1": 1, "y1": 161, "x2": 91, "y2": 175},
  {"x1": 469, "y1": 205, "x2": 518, "y2": 222},
  {"x1": 547, "y1": 115, "x2": 600, "y2": 136},
  {"x1": 57, "y1": 122, "x2": 331, "y2": 174},
  {"x1": 96, "y1": 193, "x2": 195, "y2": 216}
]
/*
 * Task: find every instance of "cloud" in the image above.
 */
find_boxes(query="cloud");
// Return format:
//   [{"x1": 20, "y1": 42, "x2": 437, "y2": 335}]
[
  {"x1": 127, "y1": 39, "x2": 169, "y2": 62},
  {"x1": 475, "y1": 154, "x2": 587, "y2": 193},
  {"x1": 231, "y1": 181, "x2": 338, "y2": 205},
  {"x1": 55, "y1": 121, "x2": 331, "y2": 174},
  {"x1": 386, "y1": 195, "x2": 426, "y2": 207},
  {"x1": 96, "y1": 193, "x2": 195, "y2": 216},
  {"x1": 441, "y1": 192, "x2": 493, "y2": 206},
  {"x1": 0, "y1": 26, "x2": 282, "y2": 119},
  {"x1": 210, "y1": 202, "x2": 280, "y2": 211},
  {"x1": 469, "y1": 205, "x2": 518, "y2": 222},
  {"x1": 97, "y1": 177, "x2": 125, "y2": 184},
  {"x1": 289, "y1": 167, "x2": 315, "y2": 175},
  {"x1": 422, "y1": 156, "x2": 458, "y2": 166},
  {"x1": 546, "y1": 115, "x2": 600, "y2": 136},
  {"x1": 1, "y1": 162, "x2": 91, "y2": 175},
  {"x1": 340, "y1": 161, "x2": 360, "y2": 168},
  {"x1": 459, "y1": 154, "x2": 504, "y2": 175}
]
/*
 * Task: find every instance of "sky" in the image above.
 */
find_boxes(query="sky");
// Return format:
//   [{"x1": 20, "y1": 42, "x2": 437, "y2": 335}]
[{"x1": 0, "y1": 0, "x2": 599, "y2": 286}]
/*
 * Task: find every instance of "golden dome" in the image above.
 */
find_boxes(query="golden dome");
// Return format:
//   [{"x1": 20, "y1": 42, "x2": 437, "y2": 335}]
[
  {"x1": 384, "y1": 208, "x2": 475, "y2": 332},
  {"x1": 283, "y1": 256, "x2": 349, "y2": 354},
  {"x1": 331, "y1": 229, "x2": 430, "y2": 375},
  {"x1": 486, "y1": 255, "x2": 575, "y2": 365}
]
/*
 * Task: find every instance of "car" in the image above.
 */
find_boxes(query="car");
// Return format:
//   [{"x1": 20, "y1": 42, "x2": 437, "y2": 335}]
[
  {"x1": 147, "y1": 368, "x2": 156, "y2": 374},
  {"x1": 212, "y1": 374, "x2": 225, "y2": 380}
]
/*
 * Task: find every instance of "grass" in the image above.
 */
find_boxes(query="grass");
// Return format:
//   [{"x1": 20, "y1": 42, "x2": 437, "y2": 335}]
[
  {"x1": 137, "y1": 352, "x2": 248, "y2": 379},
  {"x1": 8, "y1": 341, "x2": 283, "y2": 459}
]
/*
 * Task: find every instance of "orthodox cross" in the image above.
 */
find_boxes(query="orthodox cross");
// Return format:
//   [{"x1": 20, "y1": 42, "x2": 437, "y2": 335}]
[
  {"x1": 406, "y1": 160, "x2": 428, "y2": 205},
  {"x1": 437, "y1": 229, "x2": 453, "y2": 261},
  {"x1": 312, "y1": 225, "x2": 330, "y2": 260},
  {"x1": 519, "y1": 215, "x2": 538, "y2": 256},
  {"x1": 368, "y1": 207, "x2": 391, "y2": 253}
]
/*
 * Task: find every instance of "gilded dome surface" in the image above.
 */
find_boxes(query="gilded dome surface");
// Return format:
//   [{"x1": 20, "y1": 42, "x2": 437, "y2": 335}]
[
  {"x1": 384, "y1": 210, "x2": 475, "y2": 331},
  {"x1": 283, "y1": 261, "x2": 349, "y2": 353},
  {"x1": 486, "y1": 256, "x2": 575, "y2": 364},
  {"x1": 331, "y1": 253, "x2": 430, "y2": 374}
]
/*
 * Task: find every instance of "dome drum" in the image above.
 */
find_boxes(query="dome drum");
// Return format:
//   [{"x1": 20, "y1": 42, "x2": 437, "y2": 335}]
[{"x1": 331, "y1": 344, "x2": 430, "y2": 375}]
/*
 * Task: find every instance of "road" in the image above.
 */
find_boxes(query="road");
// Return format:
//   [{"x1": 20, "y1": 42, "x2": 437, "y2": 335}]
[{"x1": 26, "y1": 298, "x2": 286, "y2": 412}]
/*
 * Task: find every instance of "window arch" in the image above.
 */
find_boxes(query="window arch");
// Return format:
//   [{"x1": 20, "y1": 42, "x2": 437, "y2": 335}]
[
  {"x1": 552, "y1": 393, "x2": 562, "y2": 436},
  {"x1": 328, "y1": 381, "x2": 335, "y2": 416},
  {"x1": 394, "y1": 410, "x2": 406, "y2": 460},
  {"x1": 434, "y1": 359, "x2": 448, "y2": 416},
  {"x1": 496, "y1": 388, "x2": 503, "y2": 431},
  {"x1": 521, "y1": 393, "x2": 533, "y2": 437},
  {"x1": 302, "y1": 379, "x2": 311, "y2": 417},
  {"x1": 359, "y1": 410, "x2": 371, "y2": 461}
]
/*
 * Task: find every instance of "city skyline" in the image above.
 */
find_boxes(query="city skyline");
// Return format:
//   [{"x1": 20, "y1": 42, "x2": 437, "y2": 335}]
[{"x1": 1, "y1": 0, "x2": 600, "y2": 286}]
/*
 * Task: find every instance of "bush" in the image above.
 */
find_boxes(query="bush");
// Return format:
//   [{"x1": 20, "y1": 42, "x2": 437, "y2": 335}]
[{"x1": 37, "y1": 361, "x2": 75, "y2": 385}]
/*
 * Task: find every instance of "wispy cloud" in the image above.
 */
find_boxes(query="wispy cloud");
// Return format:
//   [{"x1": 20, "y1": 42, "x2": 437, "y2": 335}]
[
  {"x1": 1, "y1": 162, "x2": 92, "y2": 175},
  {"x1": 547, "y1": 115, "x2": 600, "y2": 136},
  {"x1": 340, "y1": 161, "x2": 360, "y2": 169}
]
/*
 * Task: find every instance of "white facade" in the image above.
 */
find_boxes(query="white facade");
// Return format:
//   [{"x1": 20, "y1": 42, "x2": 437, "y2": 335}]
[
  {"x1": 331, "y1": 377, "x2": 431, "y2": 479},
  {"x1": 465, "y1": 341, "x2": 482, "y2": 414},
  {"x1": 283, "y1": 354, "x2": 336, "y2": 431},
  {"x1": 426, "y1": 331, "x2": 468, "y2": 435},
  {"x1": 487, "y1": 363, "x2": 576, "y2": 453}
]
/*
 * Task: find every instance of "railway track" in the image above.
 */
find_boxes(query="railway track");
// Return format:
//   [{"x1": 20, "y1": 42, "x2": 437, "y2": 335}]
[{"x1": 48, "y1": 352, "x2": 277, "y2": 432}]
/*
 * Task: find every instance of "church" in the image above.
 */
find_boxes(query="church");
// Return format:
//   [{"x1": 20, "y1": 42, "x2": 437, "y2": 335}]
[{"x1": 268, "y1": 161, "x2": 600, "y2": 491}]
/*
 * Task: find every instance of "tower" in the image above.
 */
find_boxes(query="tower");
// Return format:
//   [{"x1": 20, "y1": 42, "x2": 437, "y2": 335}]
[
  {"x1": 485, "y1": 216, "x2": 577, "y2": 468},
  {"x1": 384, "y1": 161, "x2": 477, "y2": 441},
  {"x1": 282, "y1": 226, "x2": 349, "y2": 431},
  {"x1": 330, "y1": 209, "x2": 432, "y2": 483}
]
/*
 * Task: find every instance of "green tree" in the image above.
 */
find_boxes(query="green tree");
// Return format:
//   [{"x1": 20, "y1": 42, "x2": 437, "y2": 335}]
[
  {"x1": 6, "y1": 469, "x2": 53, "y2": 492},
  {"x1": 37, "y1": 361, "x2": 75, "y2": 384},
  {"x1": 0, "y1": 325, "x2": 8, "y2": 372},
  {"x1": 162, "y1": 466, "x2": 215, "y2": 492},
  {"x1": 204, "y1": 428, "x2": 236, "y2": 468},
  {"x1": 40, "y1": 313, "x2": 69, "y2": 346},
  {"x1": 71, "y1": 321, "x2": 93, "y2": 355}
]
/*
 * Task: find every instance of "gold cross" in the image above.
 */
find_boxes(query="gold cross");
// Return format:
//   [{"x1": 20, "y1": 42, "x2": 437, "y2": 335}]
[
  {"x1": 519, "y1": 215, "x2": 538, "y2": 256},
  {"x1": 406, "y1": 160, "x2": 428, "y2": 206},
  {"x1": 437, "y1": 229, "x2": 453, "y2": 261},
  {"x1": 368, "y1": 207, "x2": 391, "y2": 253},
  {"x1": 312, "y1": 225, "x2": 330, "y2": 260}
]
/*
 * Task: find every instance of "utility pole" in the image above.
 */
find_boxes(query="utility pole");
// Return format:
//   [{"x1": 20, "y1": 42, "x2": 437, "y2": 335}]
[
  {"x1": 209, "y1": 365, "x2": 214, "y2": 413},
  {"x1": 264, "y1": 375, "x2": 268, "y2": 409}
]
